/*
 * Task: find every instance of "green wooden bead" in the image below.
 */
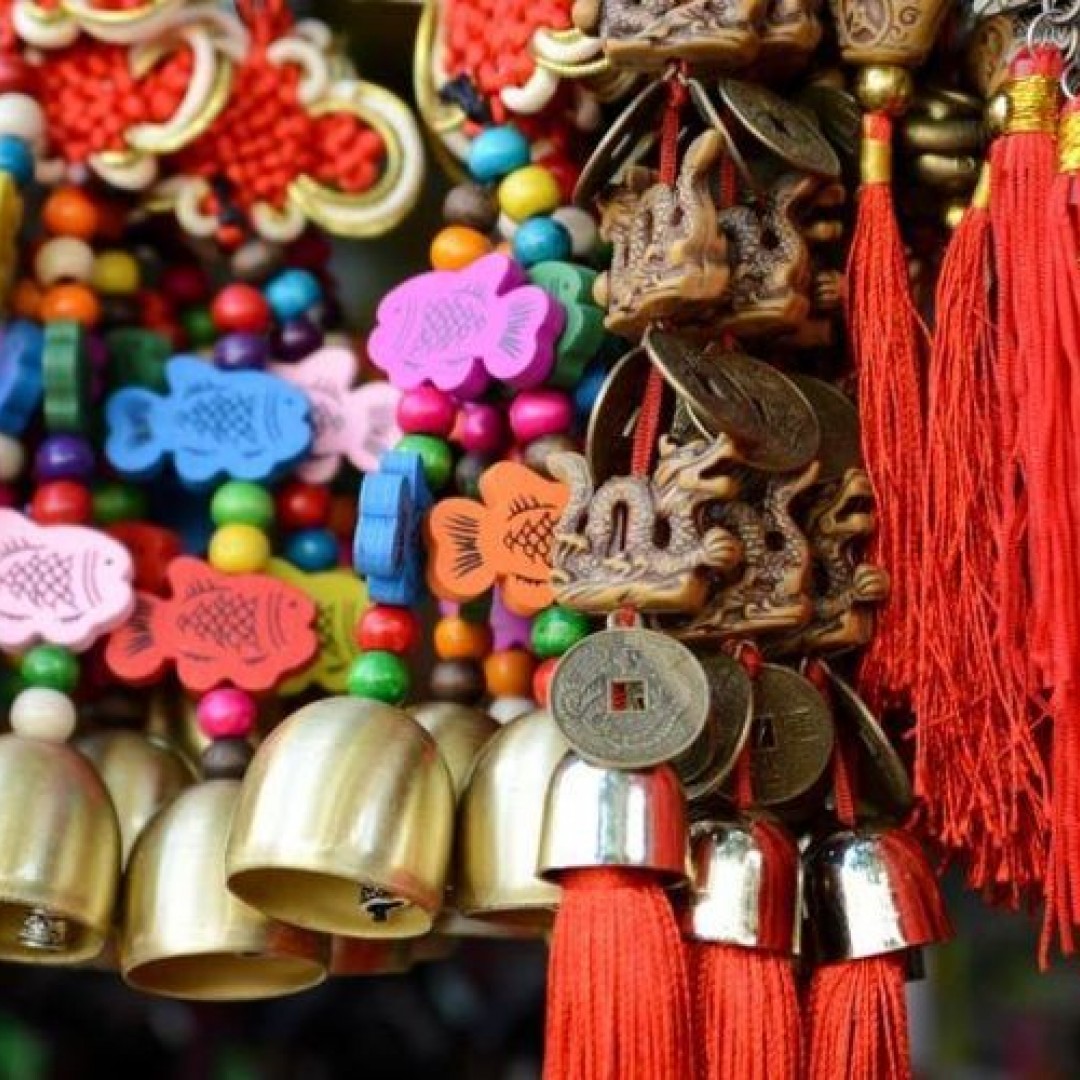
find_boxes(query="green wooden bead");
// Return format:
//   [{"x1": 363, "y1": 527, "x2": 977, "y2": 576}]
[
  {"x1": 43, "y1": 321, "x2": 91, "y2": 434},
  {"x1": 347, "y1": 650, "x2": 410, "y2": 704},
  {"x1": 181, "y1": 304, "x2": 218, "y2": 350},
  {"x1": 529, "y1": 261, "x2": 606, "y2": 388},
  {"x1": 531, "y1": 605, "x2": 591, "y2": 658},
  {"x1": 20, "y1": 645, "x2": 79, "y2": 693},
  {"x1": 93, "y1": 482, "x2": 148, "y2": 525},
  {"x1": 211, "y1": 481, "x2": 275, "y2": 529},
  {"x1": 396, "y1": 434, "x2": 454, "y2": 491},
  {"x1": 105, "y1": 328, "x2": 171, "y2": 392}
]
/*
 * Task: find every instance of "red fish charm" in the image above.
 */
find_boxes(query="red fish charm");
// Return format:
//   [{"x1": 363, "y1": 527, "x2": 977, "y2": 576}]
[
  {"x1": 426, "y1": 461, "x2": 568, "y2": 616},
  {"x1": 105, "y1": 556, "x2": 318, "y2": 692}
]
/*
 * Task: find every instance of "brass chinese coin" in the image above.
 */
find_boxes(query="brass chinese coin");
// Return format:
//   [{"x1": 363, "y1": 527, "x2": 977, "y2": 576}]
[
  {"x1": 788, "y1": 374, "x2": 862, "y2": 484},
  {"x1": 550, "y1": 627, "x2": 711, "y2": 769}
]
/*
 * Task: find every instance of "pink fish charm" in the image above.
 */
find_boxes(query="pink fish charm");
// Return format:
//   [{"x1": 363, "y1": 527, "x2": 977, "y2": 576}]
[
  {"x1": 272, "y1": 346, "x2": 402, "y2": 482},
  {"x1": 0, "y1": 508, "x2": 135, "y2": 652},
  {"x1": 367, "y1": 252, "x2": 564, "y2": 398}
]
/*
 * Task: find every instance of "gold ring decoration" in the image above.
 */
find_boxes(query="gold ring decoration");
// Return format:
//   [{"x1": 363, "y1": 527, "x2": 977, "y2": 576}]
[
  {"x1": 413, "y1": 0, "x2": 472, "y2": 180},
  {"x1": 59, "y1": 0, "x2": 185, "y2": 44},
  {"x1": 533, "y1": 27, "x2": 610, "y2": 78},
  {"x1": 127, "y1": 25, "x2": 233, "y2": 154},
  {"x1": 0, "y1": 173, "x2": 24, "y2": 308},
  {"x1": 250, "y1": 200, "x2": 308, "y2": 245},
  {"x1": 267, "y1": 36, "x2": 332, "y2": 105},
  {"x1": 11, "y1": 0, "x2": 78, "y2": 49},
  {"x1": 89, "y1": 148, "x2": 159, "y2": 191},
  {"x1": 287, "y1": 80, "x2": 425, "y2": 238}
]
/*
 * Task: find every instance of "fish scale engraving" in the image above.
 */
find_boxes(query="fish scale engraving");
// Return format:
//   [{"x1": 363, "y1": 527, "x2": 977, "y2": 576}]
[
  {"x1": 177, "y1": 592, "x2": 260, "y2": 650},
  {"x1": 503, "y1": 514, "x2": 558, "y2": 563},
  {"x1": 0, "y1": 550, "x2": 78, "y2": 610},
  {"x1": 180, "y1": 393, "x2": 259, "y2": 442},
  {"x1": 419, "y1": 297, "x2": 487, "y2": 351}
]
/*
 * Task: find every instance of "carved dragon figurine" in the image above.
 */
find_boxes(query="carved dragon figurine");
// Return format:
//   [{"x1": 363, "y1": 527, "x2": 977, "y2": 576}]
[
  {"x1": 756, "y1": 0, "x2": 823, "y2": 72},
  {"x1": 595, "y1": 131, "x2": 731, "y2": 338},
  {"x1": 676, "y1": 462, "x2": 818, "y2": 642},
  {"x1": 548, "y1": 435, "x2": 743, "y2": 613}
]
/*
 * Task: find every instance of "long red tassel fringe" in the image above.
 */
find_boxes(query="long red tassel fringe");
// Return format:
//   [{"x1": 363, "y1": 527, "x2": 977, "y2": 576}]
[
  {"x1": 917, "y1": 166, "x2": 1048, "y2": 905},
  {"x1": 848, "y1": 112, "x2": 926, "y2": 711},
  {"x1": 544, "y1": 869, "x2": 692, "y2": 1080}
]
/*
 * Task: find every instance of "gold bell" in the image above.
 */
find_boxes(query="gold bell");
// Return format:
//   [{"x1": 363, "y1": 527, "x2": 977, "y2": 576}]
[
  {"x1": 802, "y1": 827, "x2": 953, "y2": 963},
  {"x1": 226, "y1": 697, "x2": 454, "y2": 939},
  {"x1": 684, "y1": 816, "x2": 799, "y2": 954},
  {"x1": 455, "y1": 708, "x2": 569, "y2": 931},
  {"x1": 330, "y1": 935, "x2": 415, "y2": 976},
  {"x1": 538, "y1": 753, "x2": 688, "y2": 884},
  {"x1": 408, "y1": 701, "x2": 498, "y2": 799},
  {"x1": 0, "y1": 690, "x2": 121, "y2": 964},
  {"x1": 120, "y1": 779, "x2": 329, "y2": 1000},
  {"x1": 76, "y1": 730, "x2": 196, "y2": 866}
]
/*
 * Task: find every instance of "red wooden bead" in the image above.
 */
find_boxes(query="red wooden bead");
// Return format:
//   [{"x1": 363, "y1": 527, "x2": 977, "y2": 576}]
[
  {"x1": 30, "y1": 480, "x2": 93, "y2": 525},
  {"x1": 277, "y1": 482, "x2": 331, "y2": 529},
  {"x1": 533, "y1": 656, "x2": 558, "y2": 708},
  {"x1": 355, "y1": 605, "x2": 420, "y2": 654},
  {"x1": 161, "y1": 265, "x2": 210, "y2": 307},
  {"x1": 211, "y1": 283, "x2": 270, "y2": 334},
  {"x1": 327, "y1": 493, "x2": 358, "y2": 539}
]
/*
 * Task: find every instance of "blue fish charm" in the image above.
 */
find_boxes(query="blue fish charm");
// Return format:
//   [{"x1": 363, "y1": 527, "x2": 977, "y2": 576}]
[
  {"x1": 105, "y1": 356, "x2": 313, "y2": 489},
  {"x1": 0, "y1": 321, "x2": 44, "y2": 435},
  {"x1": 354, "y1": 450, "x2": 431, "y2": 606}
]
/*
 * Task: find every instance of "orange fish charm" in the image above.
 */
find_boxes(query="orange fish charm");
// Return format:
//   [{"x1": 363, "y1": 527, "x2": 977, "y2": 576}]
[
  {"x1": 105, "y1": 556, "x2": 318, "y2": 693},
  {"x1": 426, "y1": 461, "x2": 568, "y2": 616}
]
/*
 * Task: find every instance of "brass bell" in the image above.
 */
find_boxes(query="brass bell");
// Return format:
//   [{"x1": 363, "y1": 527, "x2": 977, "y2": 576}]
[
  {"x1": 684, "y1": 816, "x2": 799, "y2": 954},
  {"x1": 226, "y1": 696, "x2": 454, "y2": 939},
  {"x1": 76, "y1": 730, "x2": 196, "y2": 866},
  {"x1": 330, "y1": 935, "x2": 415, "y2": 976},
  {"x1": 120, "y1": 779, "x2": 329, "y2": 1000},
  {"x1": 0, "y1": 728, "x2": 120, "y2": 964},
  {"x1": 408, "y1": 701, "x2": 498, "y2": 799},
  {"x1": 802, "y1": 827, "x2": 953, "y2": 963},
  {"x1": 455, "y1": 708, "x2": 569, "y2": 931},
  {"x1": 538, "y1": 753, "x2": 688, "y2": 884}
]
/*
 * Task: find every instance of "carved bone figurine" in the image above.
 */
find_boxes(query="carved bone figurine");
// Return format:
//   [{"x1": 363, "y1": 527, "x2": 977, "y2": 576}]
[
  {"x1": 594, "y1": 131, "x2": 731, "y2": 339},
  {"x1": 547, "y1": 436, "x2": 743, "y2": 613},
  {"x1": 754, "y1": 0, "x2": 823, "y2": 73},
  {"x1": 573, "y1": 0, "x2": 766, "y2": 70}
]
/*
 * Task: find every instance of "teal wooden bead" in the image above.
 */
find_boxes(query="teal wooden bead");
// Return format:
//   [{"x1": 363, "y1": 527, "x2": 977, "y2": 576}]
[
  {"x1": 468, "y1": 125, "x2": 531, "y2": 184},
  {"x1": 512, "y1": 216, "x2": 572, "y2": 268},
  {"x1": 396, "y1": 433, "x2": 453, "y2": 491},
  {"x1": 531, "y1": 605, "x2": 590, "y2": 658},
  {"x1": 265, "y1": 269, "x2": 322, "y2": 321},
  {"x1": 20, "y1": 644, "x2": 79, "y2": 693},
  {"x1": 285, "y1": 528, "x2": 339, "y2": 572},
  {"x1": 92, "y1": 481, "x2": 148, "y2": 524},
  {"x1": 211, "y1": 481, "x2": 276, "y2": 529},
  {"x1": 347, "y1": 650, "x2": 410, "y2": 704}
]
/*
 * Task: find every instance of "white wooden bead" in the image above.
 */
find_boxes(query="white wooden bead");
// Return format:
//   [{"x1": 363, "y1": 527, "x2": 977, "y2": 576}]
[
  {"x1": 496, "y1": 211, "x2": 518, "y2": 242},
  {"x1": 35, "y1": 236, "x2": 93, "y2": 286},
  {"x1": 0, "y1": 93, "x2": 45, "y2": 150},
  {"x1": 488, "y1": 696, "x2": 535, "y2": 725},
  {"x1": 0, "y1": 433, "x2": 24, "y2": 482},
  {"x1": 552, "y1": 206, "x2": 598, "y2": 260},
  {"x1": 10, "y1": 688, "x2": 77, "y2": 742}
]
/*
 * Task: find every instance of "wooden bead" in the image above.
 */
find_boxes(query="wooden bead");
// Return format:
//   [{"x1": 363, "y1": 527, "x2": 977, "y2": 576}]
[
  {"x1": 552, "y1": 206, "x2": 599, "y2": 259},
  {"x1": 488, "y1": 696, "x2": 536, "y2": 723},
  {"x1": 430, "y1": 225, "x2": 493, "y2": 271},
  {"x1": 497, "y1": 165, "x2": 561, "y2": 222},
  {"x1": 35, "y1": 236, "x2": 93, "y2": 286},
  {"x1": 30, "y1": 479, "x2": 92, "y2": 525},
  {"x1": 442, "y1": 183, "x2": 498, "y2": 233},
  {"x1": 277, "y1": 481, "x2": 330, "y2": 529},
  {"x1": 429, "y1": 659, "x2": 486, "y2": 705},
  {"x1": 197, "y1": 688, "x2": 257, "y2": 739},
  {"x1": 0, "y1": 432, "x2": 24, "y2": 482},
  {"x1": 523, "y1": 433, "x2": 577, "y2": 478},
  {"x1": 355, "y1": 604, "x2": 419, "y2": 653},
  {"x1": 434, "y1": 615, "x2": 492, "y2": 661},
  {"x1": 201, "y1": 738, "x2": 255, "y2": 780},
  {"x1": 10, "y1": 687, "x2": 76, "y2": 741},
  {"x1": 208, "y1": 523, "x2": 271, "y2": 573},
  {"x1": 212, "y1": 283, "x2": 270, "y2": 334},
  {"x1": 40, "y1": 283, "x2": 101, "y2": 326},
  {"x1": 533, "y1": 656, "x2": 558, "y2": 707},
  {"x1": 41, "y1": 186, "x2": 99, "y2": 239},
  {"x1": 10, "y1": 278, "x2": 41, "y2": 319},
  {"x1": 91, "y1": 250, "x2": 140, "y2": 295},
  {"x1": 0, "y1": 93, "x2": 44, "y2": 150},
  {"x1": 483, "y1": 647, "x2": 535, "y2": 697}
]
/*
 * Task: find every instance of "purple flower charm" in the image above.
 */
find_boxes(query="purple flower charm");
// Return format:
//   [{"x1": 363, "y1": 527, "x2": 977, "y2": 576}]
[{"x1": 367, "y1": 253, "x2": 564, "y2": 398}]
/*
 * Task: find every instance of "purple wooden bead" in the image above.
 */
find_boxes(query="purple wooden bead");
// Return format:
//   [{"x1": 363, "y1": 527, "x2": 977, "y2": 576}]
[
  {"x1": 86, "y1": 333, "x2": 108, "y2": 371},
  {"x1": 509, "y1": 389, "x2": 573, "y2": 444},
  {"x1": 456, "y1": 403, "x2": 506, "y2": 455},
  {"x1": 397, "y1": 384, "x2": 457, "y2": 437},
  {"x1": 214, "y1": 332, "x2": 269, "y2": 371},
  {"x1": 276, "y1": 316, "x2": 324, "y2": 362},
  {"x1": 34, "y1": 434, "x2": 95, "y2": 483}
]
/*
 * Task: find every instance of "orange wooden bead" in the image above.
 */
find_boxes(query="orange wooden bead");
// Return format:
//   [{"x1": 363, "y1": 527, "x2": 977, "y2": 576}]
[
  {"x1": 430, "y1": 225, "x2": 492, "y2": 271},
  {"x1": 483, "y1": 647, "x2": 535, "y2": 698},
  {"x1": 9, "y1": 278, "x2": 41, "y2": 319},
  {"x1": 40, "y1": 283, "x2": 101, "y2": 326},
  {"x1": 434, "y1": 616, "x2": 492, "y2": 661},
  {"x1": 42, "y1": 186, "x2": 100, "y2": 240}
]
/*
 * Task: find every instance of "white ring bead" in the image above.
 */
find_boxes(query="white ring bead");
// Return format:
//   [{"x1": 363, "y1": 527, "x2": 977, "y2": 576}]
[
  {"x1": 35, "y1": 236, "x2": 94, "y2": 286},
  {"x1": 10, "y1": 688, "x2": 77, "y2": 742},
  {"x1": 0, "y1": 433, "x2": 24, "y2": 482}
]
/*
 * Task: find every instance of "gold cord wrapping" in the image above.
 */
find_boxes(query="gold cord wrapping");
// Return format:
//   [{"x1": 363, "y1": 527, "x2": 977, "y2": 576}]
[
  {"x1": 1060, "y1": 108, "x2": 1080, "y2": 173},
  {"x1": 860, "y1": 138, "x2": 891, "y2": 185},
  {"x1": 1004, "y1": 73, "x2": 1059, "y2": 135}
]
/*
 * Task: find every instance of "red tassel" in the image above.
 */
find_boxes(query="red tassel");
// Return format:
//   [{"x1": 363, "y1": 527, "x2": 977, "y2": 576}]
[
  {"x1": 692, "y1": 945, "x2": 801, "y2": 1080},
  {"x1": 1041, "y1": 95, "x2": 1080, "y2": 963},
  {"x1": 847, "y1": 111, "x2": 926, "y2": 710},
  {"x1": 544, "y1": 868, "x2": 692, "y2": 1080},
  {"x1": 916, "y1": 166, "x2": 1048, "y2": 905},
  {"x1": 806, "y1": 954, "x2": 911, "y2": 1080}
]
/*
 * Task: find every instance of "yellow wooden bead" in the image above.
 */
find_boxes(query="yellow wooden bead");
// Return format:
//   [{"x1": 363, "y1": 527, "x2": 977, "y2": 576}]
[
  {"x1": 208, "y1": 523, "x2": 271, "y2": 574},
  {"x1": 497, "y1": 165, "x2": 561, "y2": 223},
  {"x1": 91, "y1": 249, "x2": 140, "y2": 296},
  {"x1": 430, "y1": 226, "x2": 493, "y2": 271}
]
